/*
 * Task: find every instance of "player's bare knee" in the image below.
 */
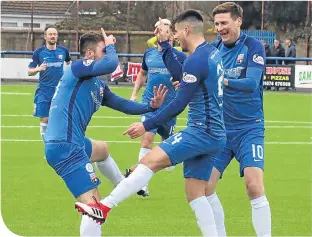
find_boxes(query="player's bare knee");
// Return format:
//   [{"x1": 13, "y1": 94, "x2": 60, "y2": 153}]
[
  {"x1": 141, "y1": 135, "x2": 154, "y2": 149},
  {"x1": 139, "y1": 147, "x2": 171, "y2": 173},
  {"x1": 99, "y1": 141, "x2": 109, "y2": 155},
  {"x1": 205, "y1": 181, "x2": 217, "y2": 196},
  {"x1": 141, "y1": 141, "x2": 153, "y2": 150},
  {"x1": 40, "y1": 117, "x2": 48, "y2": 123},
  {"x1": 245, "y1": 181, "x2": 264, "y2": 199},
  {"x1": 205, "y1": 167, "x2": 220, "y2": 195},
  {"x1": 91, "y1": 140, "x2": 109, "y2": 162},
  {"x1": 185, "y1": 178, "x2": 206, "y2": 202}
]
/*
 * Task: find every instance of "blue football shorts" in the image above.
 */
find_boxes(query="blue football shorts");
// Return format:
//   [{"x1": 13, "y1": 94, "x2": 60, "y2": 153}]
[
  {"x1": 158, "y1": 126, "x2": 226, "y2": 181},
  {"x1": 214, "y1": 127, "x2": 265, "y2": 177},
  {"x1": 45, "y1": 141, "x2": 100, "y2": 198}
]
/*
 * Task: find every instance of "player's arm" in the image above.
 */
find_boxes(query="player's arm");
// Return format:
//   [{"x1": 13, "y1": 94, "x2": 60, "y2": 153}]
[
  {"x1": 65, "y1": 48, "x2": 72, "y2": 65},
  {"x1": 72, "y1": 45, "x2": 119, "y2": 78},
  {"x1": 225, "y1": 43, "x2": 265, "y2": 93},
  {"x1": 130, "y1": 50, "x2": 148, "y2": 101},
  {"x1": 102, "y1": 84, "x2": 167, "y2": 115},
  {"x1": 143, "y1": 59, "x2": 200, "y2": 131},
  {"x1": 28, "y1": 51, "x2": 46, "y2": 76},
  {"x1": 160, "y1": 40, "x2": 186, "y2": 82},
  {"x1": 130, "y1": 69, "x2": 147, "y2": 101},
  {"x1": 147, "y1": 36, "x2": 157, "y2": 48}
]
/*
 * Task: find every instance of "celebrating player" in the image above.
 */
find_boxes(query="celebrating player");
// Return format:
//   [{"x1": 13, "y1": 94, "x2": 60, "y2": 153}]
[
  {"x1": 75, "y1": 11, "x2": 226, "y2": 237},
  {"x1": 129, "y1": 20, "x2": 186, "y2": 196},
  {"x1": 44, "y1": 28, "x2": 168, "y2": 237},
  {"x1": 205, "y1": 2, "x2": 271, "y2": 236}
]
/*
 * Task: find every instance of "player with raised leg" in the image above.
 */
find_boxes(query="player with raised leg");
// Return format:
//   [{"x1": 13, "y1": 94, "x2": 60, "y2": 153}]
[{"x1": 44, "y1": 28, "x2": 168, "y2": 236}]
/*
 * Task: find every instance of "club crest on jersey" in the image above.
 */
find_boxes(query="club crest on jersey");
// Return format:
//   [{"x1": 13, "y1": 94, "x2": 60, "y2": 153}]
[
  {"x1": 237, "y1": 54, "x2": 244, "y2": 64},
  {"x1": 83, "y1": 59, "x2": 94, "y2": 66},
  {"x1": 58, "y1": 54, "x2": 63, "y2": 60},
  {"x1": 253, "y1": 54, "x2": 264, "y2": 65},
  {"x1": 183, "y1": 73, "x2": 197, "y2": 83}
]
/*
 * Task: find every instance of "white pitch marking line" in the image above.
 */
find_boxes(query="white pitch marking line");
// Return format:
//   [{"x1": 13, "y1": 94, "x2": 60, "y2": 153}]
[
  {"x1": 0, "y1": 92, "x2": 32, "y2": 95},
  {"x1": 1, "y1": 114, "x2": 312, "y2": 124},
  {"x1": 1, "y1": 125, "x2": 312, "y2": 129},
  {"x1": 1, "y1": 139, "x2": 311, "y2": 145}
]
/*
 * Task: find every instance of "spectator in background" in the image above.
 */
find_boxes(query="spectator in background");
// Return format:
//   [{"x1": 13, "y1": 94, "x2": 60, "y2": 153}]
[
  {"x1": 284, "y1": 37, "x2": 296, "y2": 65},
  {"x1": 261, "y1": 40, "x2": 272, "y2": 90},
  {"x1": 270, "y1": 39, "x2": 285, "y2": 64},
  {"x1": 261, "y1": 40, "x2": 271, "y2": 62}
]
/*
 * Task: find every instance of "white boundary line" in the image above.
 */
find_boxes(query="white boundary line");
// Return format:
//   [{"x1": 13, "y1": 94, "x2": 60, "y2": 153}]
[
  {"x1": 0, "y1": 92, "x2": 32, "y2": 95},
  {"x1": 1, "y1": 125, "x2": 312, "y2": 129},
  {"x1": 1, "y1": 114, "x2": 312, "y2": 124},
  {"x1": 1, "y1": 139, "x2": 311, "y2": 145}
]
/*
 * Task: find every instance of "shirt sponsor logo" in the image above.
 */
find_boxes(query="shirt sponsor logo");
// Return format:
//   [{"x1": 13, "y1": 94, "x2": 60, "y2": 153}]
[
  {"x1": 224, "y1": 67, "x2": 245, "y2": 78},
  {"x1": 46, "y1": 62, "x2": 63, "y2": 67},
  {"x1": 149, "y1": 67, "x2": 169, "y2": 74},
  {"x1": 182, "y1": 73, "x2": 197, "y2": 83}
]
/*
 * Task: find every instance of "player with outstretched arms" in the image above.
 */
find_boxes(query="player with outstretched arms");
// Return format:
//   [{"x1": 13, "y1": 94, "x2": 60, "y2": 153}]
[{"x1": 44, "y1": 28, "x2": 167, "y2": 237}]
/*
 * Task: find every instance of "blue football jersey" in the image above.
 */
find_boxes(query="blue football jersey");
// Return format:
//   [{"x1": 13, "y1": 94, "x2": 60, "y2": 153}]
[
  {"x1": 181, "y1": 42, "x2": 225, "y2": 138},
  {"x1": 29, "y1": 45, "x2": 71, "y2": 87},
  {"x1": 144, "y1": 41, "x2": 225, "y2": 139},
  {"x1": 44, "y1": 61, "x2": 108, "y2": 146},
  {"x1": 215, "y1": 33, "x2": 265, "y2": 130},
  {"x1": 45, "y1": 45, "x2": 157, "y2": 146},
  {"x1": 141, "y1": 47, "x2": 186, "y2": 107}
]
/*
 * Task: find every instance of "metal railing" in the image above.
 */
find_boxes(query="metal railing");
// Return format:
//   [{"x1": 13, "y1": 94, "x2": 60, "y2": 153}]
[
  {"x1": 1, "y1": 51, "x2": 311, "y2": 65},
  {"x1": 0, "y1": 51, "x2": 144, "y2": 58}
]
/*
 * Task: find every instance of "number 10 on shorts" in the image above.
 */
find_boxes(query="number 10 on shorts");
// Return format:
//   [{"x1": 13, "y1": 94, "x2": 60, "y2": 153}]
[{"x1": 252, "y1": 144, "x2": 263, "y2": 161}]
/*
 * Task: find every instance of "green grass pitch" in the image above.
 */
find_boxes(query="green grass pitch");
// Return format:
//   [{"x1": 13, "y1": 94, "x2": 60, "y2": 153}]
[{"x1": 1, "y1": 84, "x2": 311, "y2": 236}]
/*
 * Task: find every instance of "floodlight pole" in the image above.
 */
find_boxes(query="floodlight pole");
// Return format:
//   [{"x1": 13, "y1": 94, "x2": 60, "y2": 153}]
[
  {"x1": 261, "y1": 0, "x2": 264, "y2": 30},
  {"x1": 126, "y1": 0, "x2": 130, "y2": 61},
  {"x1": 31, "y1": 1, "x2": 35, "y2": 51},
  {"x1": 76, "y1": 0, "x2": 79, "y2": 53}
]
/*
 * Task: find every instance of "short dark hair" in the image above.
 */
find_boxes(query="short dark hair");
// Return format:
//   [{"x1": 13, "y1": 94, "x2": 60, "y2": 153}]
[
  {"x1": 285, "y1": 37, "x2": 292, "y2": 42},
  {"x1": 79, "y1": 32, "x2": 104, "y2": 56},
  {"x1": 212, "y1": 2, "x2": 243, "y2": 19},
  {"x1": 44, "y1": 25, "x2": 58, "y2": 33},
  {"x1": 172, "y1": 9, "x2": 203, "y2": 26}
]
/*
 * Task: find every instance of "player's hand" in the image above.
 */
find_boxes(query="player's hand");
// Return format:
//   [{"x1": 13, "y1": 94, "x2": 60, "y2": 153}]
[
  {"x1": 170, "y1": 77, "x2": 180, "y2": 91},
  {"x1": 37, "y1": 60, "x2": 47, "y2": 72},
  {"x1": 223, "y1": 78, "x2": 229, "y2": 86},
  {"x1": 150, "y1": 84, "x2": 167, "y2": 108},
  {"x1": 101, "y1": 27, "x2": 116, "y2": 46},
  {"x1": 123, "y1": 122, "x2": 146, "y2": 139},
  {"x1": 155, "y1": 17, "x2": 171, "y2": 43},
  {"x1": 130, "y1": 95, "x2": 137, "y2": 101}
]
